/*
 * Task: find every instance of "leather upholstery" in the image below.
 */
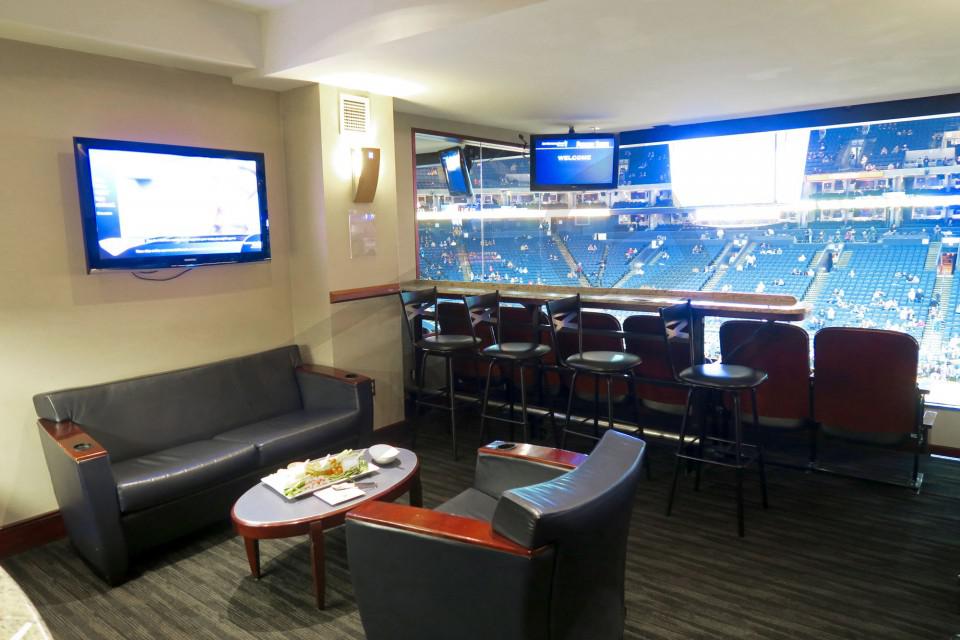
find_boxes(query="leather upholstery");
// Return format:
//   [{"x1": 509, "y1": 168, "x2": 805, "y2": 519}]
[
  {"x1": 33, "y1": 346, "x2": 303, "y2": 463},
  {"x1": 213, "y1": 408, "x2": 357, "y2": 466},
  {"x1": 482, "y1": 342, "x2": 551, "y2": 360},
  {"x1": 416, "y1": 334, "x2": 480, "y2": 352},
  {"x1": 434, "y1": 488, "x2": 498, "y2": 521},
  {"x1": 113, "y1": 439, "x2": 258, "y2": 513},
  {"x1": 677, "y1": 363, "x2": 768, "y2": 389},
  {"x1": 566, "y1": 350, "x2": 641, "y2": 372},
  {"x1": 35, "y1": 346, "x2": 373, "y2": 584},
  {"x1": 347, "y1": 431, "x2": 645, "y2": 640}
]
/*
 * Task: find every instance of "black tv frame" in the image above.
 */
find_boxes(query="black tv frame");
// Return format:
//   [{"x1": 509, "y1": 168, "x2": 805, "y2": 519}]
[
  {"x1": 73, "y1": 137, "x2": 271, "y2": 272},
  {"x1": 438, "y1": 146, "x2": 473, "y2": 197},
  {"x1": 529, "y1": 132, "x2": 619, "y2": 192}
]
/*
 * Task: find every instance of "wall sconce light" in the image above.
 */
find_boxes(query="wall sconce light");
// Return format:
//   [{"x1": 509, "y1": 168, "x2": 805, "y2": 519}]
[{"x1": 352, "y1": 147, "x2": 381, "y2": 203}]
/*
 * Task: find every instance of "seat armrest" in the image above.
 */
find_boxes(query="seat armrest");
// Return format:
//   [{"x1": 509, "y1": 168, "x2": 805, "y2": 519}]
[
  {"x1": 295, "y1": 366, "x2": 374, "y2": 447},
  {"x1": 347, "y1": 501, "x2": 542, "y2": 557},
  {"x1": 38, "y1": 419, "x2": 108, "y2": 462},
  {"x1": 298, "y1": 363, "x2": 373, "y2": 386},
  {"x1": 472, "y1": 442, "x2": 585, "y2": 499},
  {"x1": 479, "y1": 442, "x2": 587, "y2": 470},
  {"x1": 37, "y1": 419, "x2": 127, "y2": 584}
]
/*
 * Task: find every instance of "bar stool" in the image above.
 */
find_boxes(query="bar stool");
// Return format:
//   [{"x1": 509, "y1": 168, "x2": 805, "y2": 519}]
[
  {"x1": 546, "y1": 294, "x2": 644, "y2": 450},
  {"x1": 399, "y1": 287, "x2": 479, "y2": 459},
  {"x1": 659, "y1": 301, "x2": 769, "y2": 537},
  {"x1": 464, "y1": 292, "x2": 553, "y2": 444}
]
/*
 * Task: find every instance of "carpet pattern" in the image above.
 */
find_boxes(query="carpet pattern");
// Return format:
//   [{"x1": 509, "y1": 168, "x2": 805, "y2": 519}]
[{"x1": 4, "y1": 414, "x2": 960, "y2": 639}]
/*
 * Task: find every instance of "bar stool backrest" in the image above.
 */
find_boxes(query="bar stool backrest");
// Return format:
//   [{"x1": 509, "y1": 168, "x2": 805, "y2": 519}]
[
  {"x1": 657, "y1": 301, "x2": 695, "y2": 381},
  {"x1": 546, "y1": 294, "x2": 582, "y2": 359},
  {"x1": 399, "y1": 287, "x2": 438, "y2": 345},
  {"x1": 623, "y1": 314, "x2": 689, "y2": 407},
  {"x1": 720, "y1": 320, "x2": 811, "y2": 424},
  {"x1": 463, "y1": 292, "x2": 501, "y2": 344}
]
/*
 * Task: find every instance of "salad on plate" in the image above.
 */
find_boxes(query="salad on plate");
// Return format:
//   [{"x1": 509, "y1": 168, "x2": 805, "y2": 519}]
[{"x1": 261, "y1": 449, "x2": 375, "y2": 499}]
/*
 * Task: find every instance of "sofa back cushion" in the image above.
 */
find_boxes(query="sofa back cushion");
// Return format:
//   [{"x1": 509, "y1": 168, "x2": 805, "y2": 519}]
[{"x1": 33, "y1": 346, "x2": 303, "y2": 462}]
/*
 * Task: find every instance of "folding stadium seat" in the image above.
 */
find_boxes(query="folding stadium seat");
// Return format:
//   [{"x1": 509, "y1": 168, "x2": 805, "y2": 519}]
[
  {"x1": 719, "y1": 321, "x2": 814, "y2": 464},
  {"x1": 812, "y1": 327, "x2": 936, "y2": 490}
]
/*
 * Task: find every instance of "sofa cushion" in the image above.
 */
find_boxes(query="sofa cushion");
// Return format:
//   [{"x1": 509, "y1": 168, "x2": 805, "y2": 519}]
[
  {"x1": 212, "y1": 408, "x2": 358, "y2": 467},
  {"x1": 33, "y1": 346, "x2": 303, "y2": 463},
  {"x1": 435, "y1": 488, "x2": 499, "y2": 523},
  {"x1": 113, "y1": 440, "x2": 258, "y2": 514}
]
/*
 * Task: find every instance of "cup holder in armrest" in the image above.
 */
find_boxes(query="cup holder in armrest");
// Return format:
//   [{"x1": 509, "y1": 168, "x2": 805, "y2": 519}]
[
  {"x1": 73, "y1": 442, "x2": 93, "y2": 452},
  {"x1": 496, "y1": 443, "x2": 517, "y2": 450},
  {"x1": 345, "y1": 373, "x2": 358, "y2": 379}
]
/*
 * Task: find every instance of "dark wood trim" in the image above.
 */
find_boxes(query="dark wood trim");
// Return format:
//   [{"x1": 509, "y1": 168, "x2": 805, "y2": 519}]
[
  {"x1": 297, "y1": 364, "x2": 372, "y2": 386},
  {"x1": 346, "y1": 501, "x2": 545, "y2": 557},
  {"x1": 0, "y1": 510, "x2": 65, "y2": 559},
  {"x1": 329, "y1": 282, "x2": 401, "y2": 304},
  {"x1": 38, "y1": 419, "x2": 108, "y2": 462},
  {"x1": 480, "y1": 442, "x2": 587, "y2": 470}
]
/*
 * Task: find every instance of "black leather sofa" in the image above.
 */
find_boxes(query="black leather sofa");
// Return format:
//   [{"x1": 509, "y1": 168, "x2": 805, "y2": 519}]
[
  {"x1": 34, "y1": 345, "x2": 373, "y2": 584},
  {"x1": 346, "y1": 430, "x2": 646, "y2": 640}
]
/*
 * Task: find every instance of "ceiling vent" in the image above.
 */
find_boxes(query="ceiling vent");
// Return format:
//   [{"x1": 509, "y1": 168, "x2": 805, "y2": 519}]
[{"x1": 340, "y1": 94, "x2": 370, "y2": 134}]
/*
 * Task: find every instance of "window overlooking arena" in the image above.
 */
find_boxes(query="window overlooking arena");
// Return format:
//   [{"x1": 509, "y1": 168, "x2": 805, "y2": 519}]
[{"x1": 413, "y1": 112, "x2": 960, "y2": 407}]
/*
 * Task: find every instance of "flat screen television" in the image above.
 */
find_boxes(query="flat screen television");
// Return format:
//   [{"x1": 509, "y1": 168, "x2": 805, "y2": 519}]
[
  {"x1": 73, "y1": 137, "x2": 270, "y2": 272},
  {"x1": 439, "y1": 147, "x2": 473, "y2": 196},
  {"x1": 529, "y1": 133, "x2": 619, "y2": 191}
]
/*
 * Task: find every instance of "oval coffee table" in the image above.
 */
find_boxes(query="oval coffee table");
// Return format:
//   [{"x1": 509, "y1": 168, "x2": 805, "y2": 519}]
[{"x1": 231, "y1": 448, "x2": 421, "y2": 608}]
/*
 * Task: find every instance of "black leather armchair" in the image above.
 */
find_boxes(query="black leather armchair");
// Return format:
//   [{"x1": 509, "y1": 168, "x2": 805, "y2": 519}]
[{"x1": 346, "y1": 430, "x2": 646, "y2": 640}]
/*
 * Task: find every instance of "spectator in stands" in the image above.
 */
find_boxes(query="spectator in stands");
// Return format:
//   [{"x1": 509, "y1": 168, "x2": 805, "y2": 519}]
[{"x1": 755, "y1": 281, "x2": 766, "y2": 293}]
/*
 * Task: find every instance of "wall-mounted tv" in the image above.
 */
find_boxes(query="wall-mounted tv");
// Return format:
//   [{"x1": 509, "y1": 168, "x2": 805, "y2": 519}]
[
  {"x1": 439, "y1": 147, "x2": 473, "y2": 196},
  {"x1": 73, "y1": 137, "x2": 270, "y2": 272},
  {"x1": 530, "y1": 133, "x2": 619, "y2": 191}
]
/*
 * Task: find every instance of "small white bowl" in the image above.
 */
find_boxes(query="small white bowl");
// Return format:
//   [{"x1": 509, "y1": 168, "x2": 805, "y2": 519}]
[{"x1": 368, "y1": 444, "x2": 399, "y2": 465}]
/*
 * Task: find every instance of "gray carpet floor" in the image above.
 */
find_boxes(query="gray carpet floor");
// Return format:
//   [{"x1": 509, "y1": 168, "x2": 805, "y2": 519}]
[{"x1": 4, "y1": 413, "x2": 960, "y2": 639}]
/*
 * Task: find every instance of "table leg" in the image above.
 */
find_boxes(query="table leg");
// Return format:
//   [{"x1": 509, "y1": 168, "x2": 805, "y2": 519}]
[
  {"x1": 409, "y1": 469, "x2": 424, "y2": 508},
  {"x1": 309, "y1": 521, "x2": 326, "y2": 609},
  {"x1": 243, "y1": 537, "x2": 260, "y2": 579}
]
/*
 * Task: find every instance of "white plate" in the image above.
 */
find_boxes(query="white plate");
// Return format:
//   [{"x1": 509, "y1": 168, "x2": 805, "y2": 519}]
[{"x1": 260, "y1": 462, "x2": 380, "y2": 500}]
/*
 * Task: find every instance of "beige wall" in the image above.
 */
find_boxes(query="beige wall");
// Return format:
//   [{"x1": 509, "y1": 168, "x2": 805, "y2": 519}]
[
  {"x1": 0, "y1": 39, "x2": 294, "y2": 526},
  {"x1": 282, "y1": 85, "x2": 405, "y2": 429}
]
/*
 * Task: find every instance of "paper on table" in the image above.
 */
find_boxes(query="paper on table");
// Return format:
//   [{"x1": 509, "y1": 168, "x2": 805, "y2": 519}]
[{"x1": 315, "y1": 485, "x2": 366, "y2": 506}]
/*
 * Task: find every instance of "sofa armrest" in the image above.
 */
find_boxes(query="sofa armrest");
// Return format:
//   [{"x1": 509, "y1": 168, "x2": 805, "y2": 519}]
[
  {"x1": 295, "y1": 365, "x2": 374, "y2": 446},
  {"x1": 39, "y1": 419, "x2": 108, "y2": 462},
  {"x1": 37, "y1": 419, "x2": 128, "y2": 584},
  {"x1": 347, "y1": 500, "x2": 542, "y2": 557}
]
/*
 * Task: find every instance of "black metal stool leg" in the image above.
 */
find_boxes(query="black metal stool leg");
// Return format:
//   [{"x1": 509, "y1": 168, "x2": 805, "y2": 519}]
[
  {"x1": 562, "y1": 370, "x2": 578, "y2": 450},
  {"x1": 606, "y1": 376, "x2": 615, "y2": 432},
  {"x1": 593, "y1": 375, "x2": 600, "y2": 438},
  {"x1": 479, "y1": 359, "x2": 495, "y2": 446},
  {"x1": 628, "y1": 372, "x2": 652, "y2": 480},
  {"x1": 519, "y1": 362, "x2": 529, "y2": 443},
  {"x1": 732, "y1": 392, "x2": 745, "y2": 538},
  {"x1": 693, "y1": 394, "x2": 707, "y2": 493},
  {"x1": 508, "y1": 362, "x2": 517, "y2": 441},
  {"x1": 666, "y1": 387, "x2": 694, "y2": 517},
  {"x1": 446, "y1": 355, "x2": 458, "y2": 460},
  {"x1": 412, "y1": 349, "x2": 429, "y2": 449},
  {"x1": 751, "y1": 387, "x2": 768, "y2": 510}
]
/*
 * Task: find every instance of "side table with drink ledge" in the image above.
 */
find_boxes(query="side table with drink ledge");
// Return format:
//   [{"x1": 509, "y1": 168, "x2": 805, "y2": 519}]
[{"x1": 231, "y1": 447, "x2": 422, "y2": 608}]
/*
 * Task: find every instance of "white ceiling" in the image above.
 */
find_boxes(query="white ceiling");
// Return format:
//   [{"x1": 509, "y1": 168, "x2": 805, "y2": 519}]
[{"x1": 4, "y1": 0, "x2": 960, "y2": 134}]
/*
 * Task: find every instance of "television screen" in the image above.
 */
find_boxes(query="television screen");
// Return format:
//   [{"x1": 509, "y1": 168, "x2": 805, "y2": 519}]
[
  {"x1": 440, "y1": 147, "x2": 472, "y2": 196},
  {"x1": 73, "y1": 137, "x2": 270, "y2": 272},
  {"x1": 530, "y1": 133, "x2": 618, "y2": 191}
]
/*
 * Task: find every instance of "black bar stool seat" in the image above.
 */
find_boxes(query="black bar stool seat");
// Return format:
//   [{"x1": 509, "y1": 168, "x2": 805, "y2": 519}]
[
  {"x1": 659, "y1": 300, "x2": 769, "y2": 537},
  {"x1": 418, "y1": 334, "x2": 480, "y2": 352},
  {"x1": 566, "y1": 351, "x2": 641, "y2": 373},
  {"x1": 676, "y1": 363, "x2": 768, "y2": 389},
  {"x1": 481, "y1": 342, "x2": 551, "y2": 360}
]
